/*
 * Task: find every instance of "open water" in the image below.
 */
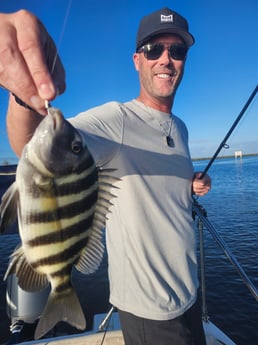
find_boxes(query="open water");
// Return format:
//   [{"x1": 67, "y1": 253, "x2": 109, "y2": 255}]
[{"x1": 0, "y1": 156, "x2": 258, "y2": 344}]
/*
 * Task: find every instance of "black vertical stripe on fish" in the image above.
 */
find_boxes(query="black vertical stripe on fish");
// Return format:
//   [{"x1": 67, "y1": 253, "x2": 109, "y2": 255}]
[
  {"x1": 30, "y1": 236, "x2": 86, "y2": 268},
  {"x1": 23, "y1": 186, "x2": 98, "y2": 224},
  {"x1": 54, "y1": 283, "x2": 73, "y2": 295},
  {"x1": 27, "y1": 164, "x2": 97, "y2": 198},
  {"x1": 27, "y1": 214, "x2": 94, "y2": 246}
]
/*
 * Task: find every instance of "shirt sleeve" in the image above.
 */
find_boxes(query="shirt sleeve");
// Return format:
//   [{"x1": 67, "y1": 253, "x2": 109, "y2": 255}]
[{"x1": 68, "y1": 101, "x2": 124, "y2": 167}]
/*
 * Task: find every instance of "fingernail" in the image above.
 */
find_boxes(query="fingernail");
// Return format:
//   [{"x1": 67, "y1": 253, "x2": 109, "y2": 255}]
[
  {"x1": 30, "y1": 95, "x2": 43, "y2": 109},
  {"x1": 38, "y1": 83, "x2": 55, "y2": 99}
]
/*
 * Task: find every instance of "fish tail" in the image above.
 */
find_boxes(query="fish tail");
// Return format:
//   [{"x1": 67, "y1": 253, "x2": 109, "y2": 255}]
[{"x1": 34, "y1": 288, "x2": 86, "y2": 339}]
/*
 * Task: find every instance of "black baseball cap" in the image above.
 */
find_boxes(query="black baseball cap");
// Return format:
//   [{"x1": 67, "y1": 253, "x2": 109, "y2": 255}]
[{"x1": 136, "y1": 7, "x2": 195, "y2": 50}]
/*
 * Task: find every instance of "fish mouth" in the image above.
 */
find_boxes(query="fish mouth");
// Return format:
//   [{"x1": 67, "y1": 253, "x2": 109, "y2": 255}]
[{"x1": 48, "y1": 107, "x2": 64, "y2": 131}]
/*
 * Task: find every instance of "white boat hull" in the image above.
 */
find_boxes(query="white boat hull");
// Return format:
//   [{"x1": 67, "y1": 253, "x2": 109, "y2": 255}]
[{"x1": 17, "y1": 313, "x2": 236, "y2": 345}]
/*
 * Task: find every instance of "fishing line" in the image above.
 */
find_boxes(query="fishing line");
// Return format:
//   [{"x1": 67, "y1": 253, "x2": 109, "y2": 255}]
[
  {"x1": 200, "y1": 85, "x2": 258, "y2": 178},
  {"x1": 221, "y1": 95, "x2": 258, "y2": 153},
  {"x1": 50, "y1": 0, "x2": 73, "y2": 75},
  {"x1": 45, "y1": 0, "x2": 73, "y2": 111}
]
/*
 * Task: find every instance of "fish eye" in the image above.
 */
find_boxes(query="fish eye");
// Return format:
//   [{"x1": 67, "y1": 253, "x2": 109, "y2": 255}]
[{"x1": 71, "y1": 140, "x2": 82, "y2": 153}]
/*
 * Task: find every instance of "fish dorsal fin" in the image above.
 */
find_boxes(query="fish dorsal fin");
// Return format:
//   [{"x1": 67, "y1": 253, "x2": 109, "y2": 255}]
[
  {"x1": 0, "y1": 182, "x2": 19, "y2": 233},
  {"x1": 75, "y1": 169, "x2": 120, "y2": 274},
  {"x1": 4, "y1": 245, "x2": 49, "y2": 291}
]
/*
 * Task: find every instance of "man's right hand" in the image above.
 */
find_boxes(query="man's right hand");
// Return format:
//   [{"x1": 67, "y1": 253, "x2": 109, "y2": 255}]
[{"x1": 0, "y1": 10, "x2": 66, "y2": 114}]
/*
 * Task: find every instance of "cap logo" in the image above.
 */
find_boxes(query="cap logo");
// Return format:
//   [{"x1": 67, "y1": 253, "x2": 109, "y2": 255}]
[{"x1": 160, "y1": 14, "x2": 173, "y2": 23}]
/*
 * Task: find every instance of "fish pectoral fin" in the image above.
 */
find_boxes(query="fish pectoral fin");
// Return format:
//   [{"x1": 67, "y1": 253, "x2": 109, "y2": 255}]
[
  {"x1": 4, "y1": 245, "x2": 49, "y2": 292},
  {"x1": 34, "y1": 172, "x2": 54, "y2": 191},
  {"x1": 34, "y1": 289, "x2": 86, "y2": 340},
  {"x1": 0, "y1": 182, "x2": 18, "y2": 233}
]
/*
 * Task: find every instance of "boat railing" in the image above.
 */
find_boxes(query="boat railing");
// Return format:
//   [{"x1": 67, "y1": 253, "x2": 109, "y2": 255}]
[{"x1": 192, "y1": 198, "x2": 258, "y2": 321}]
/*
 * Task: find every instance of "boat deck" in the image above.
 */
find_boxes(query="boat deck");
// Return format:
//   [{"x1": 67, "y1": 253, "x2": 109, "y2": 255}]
[{"x1": 17, "y1": 314, "x2": 236, "y2": 345}]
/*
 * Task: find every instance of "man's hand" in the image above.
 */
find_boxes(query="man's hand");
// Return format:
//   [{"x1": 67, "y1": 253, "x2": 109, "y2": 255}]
[
  {"x1": 0, "y1": 10, "x2": 65, "y2": 114},
  {"x1": 192, "y1": 172, "x2": 211, "y2": 196}
]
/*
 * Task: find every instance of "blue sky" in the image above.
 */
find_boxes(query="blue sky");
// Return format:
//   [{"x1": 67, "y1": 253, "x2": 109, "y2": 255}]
[{"x1": 0, "y1": 0, "x2": 257, "y2": 163}]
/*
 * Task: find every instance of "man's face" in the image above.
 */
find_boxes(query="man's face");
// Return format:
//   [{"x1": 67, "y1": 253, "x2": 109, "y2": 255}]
[{"x1": 134, "y1": 34, "x2": 187, "y2": 105}]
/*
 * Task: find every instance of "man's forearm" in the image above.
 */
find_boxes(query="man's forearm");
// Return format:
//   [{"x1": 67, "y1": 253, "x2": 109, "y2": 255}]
[{"x1": 7, "y1": 93, "x2": 44, "y2": 157}]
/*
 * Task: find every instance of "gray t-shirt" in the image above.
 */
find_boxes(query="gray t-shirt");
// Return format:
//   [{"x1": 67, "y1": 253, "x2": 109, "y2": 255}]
[{"x1": 69, "y1": 99, "x2": 198, "y2": 320}]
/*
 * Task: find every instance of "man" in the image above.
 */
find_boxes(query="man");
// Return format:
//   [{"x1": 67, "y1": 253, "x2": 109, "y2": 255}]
[{"x1": 0, "y1": 7, "x2": 210, "y2": 345}]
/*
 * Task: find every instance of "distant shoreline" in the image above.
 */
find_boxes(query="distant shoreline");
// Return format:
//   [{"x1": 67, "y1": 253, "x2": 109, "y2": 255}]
[
  {"x1": 1, "y1": 153, "x2": 258, "y2": 166},
  {"x1": 192, "y1": 152, "x2": 258, "y2": 162}
]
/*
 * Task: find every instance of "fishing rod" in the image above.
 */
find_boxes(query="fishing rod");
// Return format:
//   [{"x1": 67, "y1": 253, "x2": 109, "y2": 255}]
[{"x1": 200, "y1": 85, "x2": 258, "y2": 178}]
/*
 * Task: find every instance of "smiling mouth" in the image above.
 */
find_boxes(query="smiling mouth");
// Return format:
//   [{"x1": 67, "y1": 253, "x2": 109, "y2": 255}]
[{"x1": 156, "y1": 72, "x2": 176, "y2": 79}]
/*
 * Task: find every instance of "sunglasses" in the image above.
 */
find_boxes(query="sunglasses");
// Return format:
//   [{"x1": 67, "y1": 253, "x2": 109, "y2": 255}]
[{"x1": 137, "y1": 43, "x2": 188, "y2": 61}]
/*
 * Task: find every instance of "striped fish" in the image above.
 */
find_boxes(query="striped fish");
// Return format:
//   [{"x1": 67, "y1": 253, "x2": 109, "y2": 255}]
[{"x1": 0, "y1": 108, "x2": 118, "y2": 339}]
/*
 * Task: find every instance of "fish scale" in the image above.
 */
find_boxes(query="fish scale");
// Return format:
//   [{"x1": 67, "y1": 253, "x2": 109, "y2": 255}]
[{"x1": 0, "y1": 107, "x2": 119, "y2": 339}]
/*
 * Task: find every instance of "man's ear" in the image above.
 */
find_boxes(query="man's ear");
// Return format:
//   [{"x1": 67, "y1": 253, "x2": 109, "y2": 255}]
[{"x1": 133, "y1": 53, "x2": 140, "y2": 72}]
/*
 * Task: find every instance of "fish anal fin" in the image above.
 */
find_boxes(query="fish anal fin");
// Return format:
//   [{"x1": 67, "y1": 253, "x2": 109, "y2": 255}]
[
  {"x1": 75, "y1": 226, "x2": 104, "y2": 274},
  {"x1": 75, "y1": 169, "x2": 119, "y2": 274},
  {"x1": 34, "y1": 289, "x2": 86, "y2": 340},
  {"x1": 4, "y1": 245, "x2": 49, "y2": 292}
]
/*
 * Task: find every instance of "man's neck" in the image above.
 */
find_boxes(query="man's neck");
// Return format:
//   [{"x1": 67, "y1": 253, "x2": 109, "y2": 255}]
[{"x1": 136, "y1": 95, "x2": 173, "y2": 114}]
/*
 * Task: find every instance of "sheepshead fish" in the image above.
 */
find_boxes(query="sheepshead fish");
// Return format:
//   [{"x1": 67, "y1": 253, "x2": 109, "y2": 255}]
[{"x1": 0, "y1": 107, "x2": 117, "y2": 339}]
